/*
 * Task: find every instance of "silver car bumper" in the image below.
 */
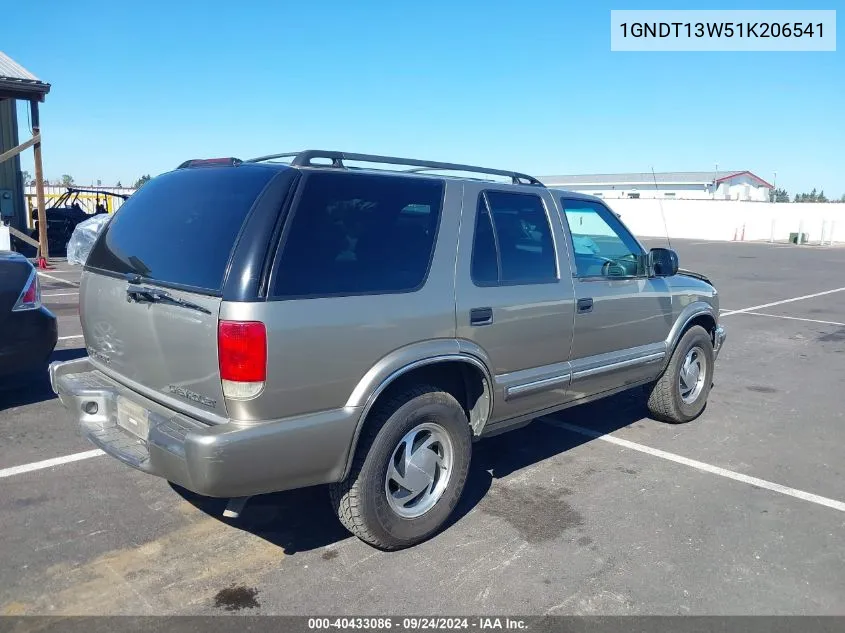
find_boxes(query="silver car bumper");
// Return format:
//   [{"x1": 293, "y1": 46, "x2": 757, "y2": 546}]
[
  {"x1": 49, "y1": 357, "x2": 361, "y2": 498},
  {"x1": 713, "y1": 325, "x2": 726, "y2": 360}
]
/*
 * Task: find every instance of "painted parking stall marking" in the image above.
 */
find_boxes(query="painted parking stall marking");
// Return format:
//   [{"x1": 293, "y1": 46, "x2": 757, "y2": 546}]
[
  {"x1": 736, "y1": 312, "x2": 845, "y2": 327},
  {"x1": 720, "y1": 286, "x2": 845, "y2": 316},
  {"x1": 37, "y1": 271, "x2": 80, "y2": 287},
  {"x1": 0, "y1": 450, "x2": 105, "y2": 479},
  {"x1": 542, "y1": 419, "x2": 845, "y2": 513}
]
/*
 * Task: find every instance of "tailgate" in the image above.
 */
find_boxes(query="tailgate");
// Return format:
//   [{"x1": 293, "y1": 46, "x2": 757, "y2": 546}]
[
  {"x1": 79, "y1": 164, "x2": 281, "y2": 420},
  {"x1": 80, "y1": 271, "x2": 226, "y2": 417}
]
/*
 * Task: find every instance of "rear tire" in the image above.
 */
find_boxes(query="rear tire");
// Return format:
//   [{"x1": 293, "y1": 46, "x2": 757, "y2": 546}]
[
  {"x1": 646, "y1": 325, "x2": 714, "y2": 424},
  {"x1": 329, "y1": 384, "x2": 472, "y2": 550}
]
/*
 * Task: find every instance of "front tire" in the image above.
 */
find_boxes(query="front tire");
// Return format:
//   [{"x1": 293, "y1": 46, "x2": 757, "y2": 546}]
[
  {"x1": 329, "y1": 385, "x2": 472, "y2": 550},
  {"x1": 646, "y1": 325, "x2": 714, "y2": 423}
]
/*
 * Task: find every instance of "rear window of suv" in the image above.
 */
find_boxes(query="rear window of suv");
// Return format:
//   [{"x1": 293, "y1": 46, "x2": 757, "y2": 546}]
[
  {"x1": 272, "y1": 171, "x2": 444, "y2": 298},
  {"x1": 86, "y1": 167, "x2": 276, "y2": 293}
]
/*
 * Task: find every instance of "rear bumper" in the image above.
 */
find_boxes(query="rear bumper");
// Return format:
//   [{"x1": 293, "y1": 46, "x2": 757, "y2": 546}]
[
  {"x1": 49, "y1": 357, "x2": 361, "y2": 498},
  {"x1": 713, "y1": 325, "x2": 726, "y2": 360}
]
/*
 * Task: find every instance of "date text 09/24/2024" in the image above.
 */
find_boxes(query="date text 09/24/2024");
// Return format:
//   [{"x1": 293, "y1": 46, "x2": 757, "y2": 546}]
[{"x1": 308, "y1": 618, "x2": 528, "y2": 630}]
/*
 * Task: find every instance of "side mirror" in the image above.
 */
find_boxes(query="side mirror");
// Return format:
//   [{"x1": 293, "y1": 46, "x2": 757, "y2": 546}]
[{"x1": 649, "y1": 247, "x2": 679, "y2": 277}]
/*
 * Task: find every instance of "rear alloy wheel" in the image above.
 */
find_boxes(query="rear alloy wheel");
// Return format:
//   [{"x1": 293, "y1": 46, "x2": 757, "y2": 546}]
[
  {"x1": 646, "y1": 325, "x2": 714, "y2": 423},
  {"x1": 384, "y1": 422, "x2": 454, "y2": 519},
  {"x1": 329, "y1": 385, "x2": 472, "y2": 550}
]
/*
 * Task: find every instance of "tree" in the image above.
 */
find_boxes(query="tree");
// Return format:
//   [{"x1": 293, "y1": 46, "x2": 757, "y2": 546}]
[
  {"x1": 133, "y1": 174, "x2": 151, "y2": 189},
  {"x1": 96, "y1": 179, "x2": 102, "y2": 187},
  {"x1": 840, "y1": 193, "x2": 845, "y2": 203},
  {"x1": 769, "y1": 187, "x2": 789, "y2": 203},
  {"x1": 116, "y1": 181, "x2": 123, "y2": 188},
  {"x1": 21, "y1": 170, "x2": 31, "y2": 185},
  {"x1": 793, "y1": 188, "x2": 834, "y2": 203},
  {"x1": 61, "y1": 174, "x2": 74, "y2": 186}
]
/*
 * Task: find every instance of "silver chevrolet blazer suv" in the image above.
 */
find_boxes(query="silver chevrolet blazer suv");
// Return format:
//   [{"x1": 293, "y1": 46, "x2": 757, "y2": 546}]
[{"x1": 50, "y1": 150, "x2": 726, "y2": 550}]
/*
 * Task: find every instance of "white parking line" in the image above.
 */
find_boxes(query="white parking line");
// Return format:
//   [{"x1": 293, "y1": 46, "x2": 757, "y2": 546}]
[
  {"x1": 721, "y1": 287, "x2": 845, "y2": 316},
  {"x1": 542, "y1": 419, "x2": 845, "y2": 513},
  {"x1": 736, "y1": 312, "x2": 845, "y2": 327},
  {"x1": 685, "y1": 240, "x2": 740, "y2": 246},
  {"x1": 43, "y1": 292, "x2": 79, "y2": 298},
  {"x1": 0, "y1": 449, "x2": 104, "y2": 479},
  {"x1": 58, "y1": 334, "x2": 84, "y2": 340},
  {"x1": 37, "y1": 272, "x2": 80, "y2": 287},
  {"x1": 6, "y1": 418, "x2": 845, "y2": 516}
]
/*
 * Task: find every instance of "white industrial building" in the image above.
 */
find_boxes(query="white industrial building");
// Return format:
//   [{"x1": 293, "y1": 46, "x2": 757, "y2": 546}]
[{"x1": 540, "y1": 170, "x2": 774, "y2": 201}]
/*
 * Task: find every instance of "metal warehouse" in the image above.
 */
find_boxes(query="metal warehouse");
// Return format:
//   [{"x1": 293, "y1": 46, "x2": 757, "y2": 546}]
[{"x1": 540, "y1": 170, "x2": 774, "y2": 201}]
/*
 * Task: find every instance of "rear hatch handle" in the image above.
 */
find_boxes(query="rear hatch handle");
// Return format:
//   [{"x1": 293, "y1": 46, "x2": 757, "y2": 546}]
[{"x1": 126, "y1": 283, "x2": 211, "y2": 315}]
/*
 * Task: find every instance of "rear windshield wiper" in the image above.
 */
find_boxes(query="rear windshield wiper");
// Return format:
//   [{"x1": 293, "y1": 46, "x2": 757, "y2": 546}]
[{"x1": 126, "y1": 284, "x2": 211, "y2": 314}]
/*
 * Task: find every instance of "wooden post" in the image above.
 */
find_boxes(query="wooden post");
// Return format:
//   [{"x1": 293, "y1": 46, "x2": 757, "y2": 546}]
[{"x1": 31, "y1": 100, "x2": 49, "y2": 260}]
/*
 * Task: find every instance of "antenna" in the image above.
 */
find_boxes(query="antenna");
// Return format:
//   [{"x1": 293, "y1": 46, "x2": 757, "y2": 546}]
[{"x1": 651, "y1": 166, "x2": 672, "y2": 250}]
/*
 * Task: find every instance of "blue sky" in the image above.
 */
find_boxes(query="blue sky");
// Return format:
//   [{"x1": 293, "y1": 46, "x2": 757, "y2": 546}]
[{"x1": 5, "y1": 0, "x2": 843, "y2": 195}]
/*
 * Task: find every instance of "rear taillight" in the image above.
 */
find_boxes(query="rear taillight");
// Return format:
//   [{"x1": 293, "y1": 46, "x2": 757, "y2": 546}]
[
  {"x1": 12, "y1": 270, "x2": 41, "y2": 312},
  {"x1": 218, "y1": 320, "x2": 267, "y2": 400}
]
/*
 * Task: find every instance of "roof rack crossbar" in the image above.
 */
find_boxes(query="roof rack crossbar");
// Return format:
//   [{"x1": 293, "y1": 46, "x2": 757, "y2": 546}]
[{"x1": 245, "y1": 150, "x2": 544, "y2": 186}]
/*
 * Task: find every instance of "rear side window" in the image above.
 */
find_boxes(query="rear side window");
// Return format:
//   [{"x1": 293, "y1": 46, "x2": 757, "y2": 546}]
[
  {"x1": 272, "y1": 172, "x2": 444, "y2": 298},
  {"x1": 471, "y1": 191, "x2": 557, "y2": 285},
  {"x1": 86, "y1": 167, "x2": 276, "y2": 292}
]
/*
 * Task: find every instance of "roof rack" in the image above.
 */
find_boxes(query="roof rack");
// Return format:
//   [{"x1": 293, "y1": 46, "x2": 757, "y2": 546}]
[{"x1": 245, "y1": 150, "x2": 544, "y2": 187}]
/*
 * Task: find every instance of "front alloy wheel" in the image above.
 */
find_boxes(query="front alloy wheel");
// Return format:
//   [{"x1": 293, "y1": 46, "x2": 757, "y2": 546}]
[{"x1": 679, "y1": 346, "x2": 708, "y2": 405}]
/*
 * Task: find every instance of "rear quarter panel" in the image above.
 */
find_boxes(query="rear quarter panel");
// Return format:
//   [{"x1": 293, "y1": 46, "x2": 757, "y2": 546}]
[{"x1": 221, "y1": 180, "x2": 463, "y2": 422}]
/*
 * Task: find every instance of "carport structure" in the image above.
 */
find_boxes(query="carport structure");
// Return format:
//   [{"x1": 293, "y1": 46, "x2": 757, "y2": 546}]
[{"x1": 0, "y1": 51, "x2": 51, "y2": 261}]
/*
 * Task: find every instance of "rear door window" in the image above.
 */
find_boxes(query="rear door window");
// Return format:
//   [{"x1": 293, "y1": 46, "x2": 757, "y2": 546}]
[
  {"x1": 471, "y1": 190, "x2": 557, "y2": 285},
  {"x1": 86, "y1": 167, "x2": 276, "y2": 293},
  {"x1": 272, "y1": 171, "x2": 444, "y2": 298}
]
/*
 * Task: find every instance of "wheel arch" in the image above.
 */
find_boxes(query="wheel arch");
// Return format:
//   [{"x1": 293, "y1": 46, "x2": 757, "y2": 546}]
[
  {"x1": 665, "y1": 302, "x2": 718, "y2": 363},
  {"x1": 341, "y1": 350, "x2": 493, "y2": 480}
]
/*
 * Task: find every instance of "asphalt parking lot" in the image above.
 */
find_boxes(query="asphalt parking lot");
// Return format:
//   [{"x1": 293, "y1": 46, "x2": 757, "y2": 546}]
[{"x1": 1, "y1": 238, "x2": 844, "y2": 616}]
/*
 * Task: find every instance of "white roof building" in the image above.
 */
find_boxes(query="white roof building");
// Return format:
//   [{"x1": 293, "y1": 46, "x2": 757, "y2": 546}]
[{"x1": 540, "y1": 170, "x2": 774, "y2": 201}]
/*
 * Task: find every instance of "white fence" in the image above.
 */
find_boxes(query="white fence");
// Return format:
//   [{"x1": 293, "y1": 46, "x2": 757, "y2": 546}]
[{"x1": 603, "y1": 199, "x2": 843, "y2": 245}]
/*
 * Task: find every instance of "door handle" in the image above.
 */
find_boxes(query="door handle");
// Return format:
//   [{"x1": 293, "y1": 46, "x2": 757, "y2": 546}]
[
  {"x1": 470, "y1": 307, "x2": 494, "y2": 326},
  {"x1": 577, "y1": 298, "x2": 593, "y2": 313}
]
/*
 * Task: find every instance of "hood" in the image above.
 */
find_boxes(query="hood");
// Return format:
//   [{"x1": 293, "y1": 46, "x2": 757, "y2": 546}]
[{"x1": 677, "y1": 268, "x2": 712, "y2": 286}]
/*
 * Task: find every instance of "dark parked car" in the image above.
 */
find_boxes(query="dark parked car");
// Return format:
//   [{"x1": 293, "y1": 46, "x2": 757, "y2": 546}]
[{"x1": 0, "y1": 251, "x2": 58, "y2": 377}]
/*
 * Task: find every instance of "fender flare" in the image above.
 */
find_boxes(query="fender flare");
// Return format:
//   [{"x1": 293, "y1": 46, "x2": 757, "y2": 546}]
[
  {"x1": 664, "y1": 301, "x2": 718, "y2": 365},
  {"x1": 341, "y1": 342, "x2": 494, "y2": 479}
]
